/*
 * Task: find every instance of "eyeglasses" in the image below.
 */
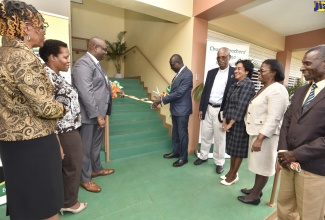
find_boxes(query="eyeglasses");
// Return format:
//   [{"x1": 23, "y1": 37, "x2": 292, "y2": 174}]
[
  {"x1": 257, "y1": 69, "x2": 271, "y2": 73},
  {"x1": 96, "y1": 45, "x2": 108, "y2": 52},
  {"x1": 25, "y1": 22, "x2": 49, "y2": 32},
  {"x1": 39, "y1": 23, "x2": 49, "y2": 31},
  {"x1": 217, "y1": 55, "x2": 229, "y2": 60}
]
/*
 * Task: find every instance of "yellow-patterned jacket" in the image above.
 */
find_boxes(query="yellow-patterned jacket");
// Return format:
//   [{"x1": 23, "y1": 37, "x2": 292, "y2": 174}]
[{"x1": 0, "y1": 37, "x2": 65, "y2": 141}]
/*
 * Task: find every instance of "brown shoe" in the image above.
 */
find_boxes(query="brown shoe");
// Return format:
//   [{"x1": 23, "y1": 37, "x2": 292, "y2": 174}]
[
  {"x1": 91, "y1": 169, "x2": 115, "y2": 178},
  {"x1": 80, "y1": 180, "x2": 101, "y2": 193}
]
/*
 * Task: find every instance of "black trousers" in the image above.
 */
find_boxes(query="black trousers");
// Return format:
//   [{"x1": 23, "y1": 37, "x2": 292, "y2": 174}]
[{"x1": 171, "y1": 115, "x2": 189, "y2": 160}]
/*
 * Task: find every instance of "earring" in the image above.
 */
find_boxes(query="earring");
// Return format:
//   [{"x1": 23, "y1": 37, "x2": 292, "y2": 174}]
[{"x1": 26, "y1": 35, "x2": 30, "y2": 42}]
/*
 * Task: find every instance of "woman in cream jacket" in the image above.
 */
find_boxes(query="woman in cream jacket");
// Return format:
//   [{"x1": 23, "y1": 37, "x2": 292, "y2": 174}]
[{"x1": 238, "y1": 59, "x2": 289, "y2": 205}]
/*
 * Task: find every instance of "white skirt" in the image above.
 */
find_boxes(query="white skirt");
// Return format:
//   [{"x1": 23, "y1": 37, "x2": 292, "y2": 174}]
[{"x1": 248, "y1": 135, "x2": 279, "y2": 176}]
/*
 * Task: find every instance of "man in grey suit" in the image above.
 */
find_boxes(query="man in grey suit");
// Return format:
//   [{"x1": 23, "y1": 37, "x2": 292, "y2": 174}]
[
  {"x1": 277, "y1": 45, "x2": 325, "y2": 219},
  {"x1": 72, "y1": 37, "x2": 114, "y2": 193},
  {"x1": 152, "y1": 54, "x2": 193, "y2": 167}
]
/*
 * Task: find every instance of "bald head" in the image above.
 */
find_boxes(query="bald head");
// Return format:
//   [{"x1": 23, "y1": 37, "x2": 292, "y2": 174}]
[
  {"x1": 88, "y1": 37, "x2": 107, "y2": 61},
  {"x1": 88, "y1": 37, "x2": 105, "y2": 51}
]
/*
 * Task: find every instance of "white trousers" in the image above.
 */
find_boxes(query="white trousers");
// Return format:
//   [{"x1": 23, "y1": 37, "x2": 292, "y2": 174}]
[{"x1": 199, "y1": 105, "x2": 226, "y2": 166}]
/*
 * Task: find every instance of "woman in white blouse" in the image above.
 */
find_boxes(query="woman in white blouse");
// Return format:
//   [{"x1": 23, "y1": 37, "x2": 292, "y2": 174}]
[
  {"x1": 239, "y1": 59, "x2": 289, "y2": 205},
  {"x1": 39, "y1": 40, "x2": 87, "y2": 214}
]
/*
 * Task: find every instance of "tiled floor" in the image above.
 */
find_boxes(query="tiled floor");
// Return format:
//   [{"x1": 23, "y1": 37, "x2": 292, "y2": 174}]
[{"x1": 0, "y1": 150, "x2": 278, "y2": 219}]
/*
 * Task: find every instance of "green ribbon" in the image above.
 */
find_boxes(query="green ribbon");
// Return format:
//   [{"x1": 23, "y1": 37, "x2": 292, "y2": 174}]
[
  {"x1": 166, "y1": 85, "x2": 171, "y2": 93},
  {"x1": 112, "y1": 80, "x2": 123, "y2": 89}
]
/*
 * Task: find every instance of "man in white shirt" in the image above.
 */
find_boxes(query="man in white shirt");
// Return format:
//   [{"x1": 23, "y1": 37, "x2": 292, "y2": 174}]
[{"x1": 194, "y1": 47, "x2": 236, "y2": 174}]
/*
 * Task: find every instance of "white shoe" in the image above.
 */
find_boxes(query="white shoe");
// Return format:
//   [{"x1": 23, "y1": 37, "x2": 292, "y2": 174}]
[
  {"x1": 60, "y1": 202, "x2": 87, "y2": 215},
  {"x1": 220, "y1": 175, "x2": 239, "y2": 186},
  {"x1": 220, "y1": 173, "x2": 238, "y2": 180}
]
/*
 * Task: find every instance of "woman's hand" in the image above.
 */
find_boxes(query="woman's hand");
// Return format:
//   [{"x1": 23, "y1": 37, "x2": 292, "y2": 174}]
[
  {"x1": 60, "y1": 146, "x2": 65, "y2": 160},
  {"x1": 222, "y1": 120, "x2": 228, "y2": 132},
  {"x1": 251, "y1": 138, "x2": 263, "y2": 152}
]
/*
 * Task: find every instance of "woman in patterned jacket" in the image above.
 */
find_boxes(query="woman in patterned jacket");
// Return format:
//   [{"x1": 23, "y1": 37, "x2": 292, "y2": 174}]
[
  {"x1": 0, "y1": 1, "x2": 65, "y2": 219},
  {"x1": 221, "y1": 60, "x2": 256, "y2": 186},
  {"x1": 39, "y1": 39, "x2": 87, "y2": 215}
]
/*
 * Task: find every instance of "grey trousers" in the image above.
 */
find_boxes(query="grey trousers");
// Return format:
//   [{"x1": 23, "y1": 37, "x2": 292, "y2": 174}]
[{"x1": 79, "y1": 124, "x2": 104, "y2": 182}]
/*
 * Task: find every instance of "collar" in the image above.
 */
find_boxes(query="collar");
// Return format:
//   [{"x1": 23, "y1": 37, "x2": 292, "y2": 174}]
[
  {"x1": 178, "y1": 65, "x2": 186, "y2": 74},
  {"x1": 87, "y1": 52, "x2": 99, "y2": 64}
]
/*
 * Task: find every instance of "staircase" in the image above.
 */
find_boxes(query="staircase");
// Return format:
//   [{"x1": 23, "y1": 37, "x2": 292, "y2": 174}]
[{"x1": 103, "y1": 78, "x2": 171, "y2": 160}]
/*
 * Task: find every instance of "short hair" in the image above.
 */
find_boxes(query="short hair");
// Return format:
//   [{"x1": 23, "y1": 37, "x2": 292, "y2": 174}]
[
  {"x1": 171, "y1": 54, "x2": 183, "y2": 64},
  {"x1": 235, "y1": 59, "x2": 254, "y2": 79},
  {"x1": 305, "y1": 44, "x2": 325, "y2": 60},
  {"x1": 262, "y1": 59, "x2": 285, "y2": 82},
  {"x1": 218, "y1": 47, "x2": 230, "y2": 56},
  {"x1": 39, "y1": 39, "x2": 68, "y2": 62},
  {"x1": 0, "y1": 0, "x2": 45, "y2": 40}
]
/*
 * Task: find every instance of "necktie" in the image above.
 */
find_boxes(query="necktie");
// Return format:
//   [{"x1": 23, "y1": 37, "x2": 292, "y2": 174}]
[
  {"x1": 302, "y1": 84, "x2": 317, "y2": 111},
  {"x1": 97, "y1": 63, "x2": 109, "y2": 84}
]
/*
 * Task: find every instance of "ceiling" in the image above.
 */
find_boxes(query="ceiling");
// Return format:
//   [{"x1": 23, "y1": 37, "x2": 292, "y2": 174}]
[
  {"x1": 236, "y1": 0, "x2": 325, "y2": 36},
  {"x1": 95, "y1": 0, "x2": 325, "y2": 37},
  {"x1": 94, "y1": 0, "x2": 324, "y2": 58}
]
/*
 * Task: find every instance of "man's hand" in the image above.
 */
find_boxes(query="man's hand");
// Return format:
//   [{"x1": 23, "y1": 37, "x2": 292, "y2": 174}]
[
  {"x1": 151, "y1": 96, "x2": 162, "y2": 109},
  {"x1": 120, "y1": 90, "x2": 125, "y2": 98},
  {"x1": 97, "y1": 116, "x2": 105, "y2": 129},
  {"x1": 278, "y1": 151, "x2": 297, "y2": 169}
]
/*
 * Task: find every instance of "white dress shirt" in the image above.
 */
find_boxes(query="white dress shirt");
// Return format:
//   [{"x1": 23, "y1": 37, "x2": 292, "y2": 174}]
[{"x1": 209, "y1": 65, "x2": 229, "y2": 104}]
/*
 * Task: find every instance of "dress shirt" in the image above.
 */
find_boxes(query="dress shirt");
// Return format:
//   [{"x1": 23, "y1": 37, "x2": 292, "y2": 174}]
[
  {"x1": 209, "y1": 65, "x2": 229, "y2": 104},
  {"x1": 302, "y1": 79, "x2": 325, "y2": 105}
]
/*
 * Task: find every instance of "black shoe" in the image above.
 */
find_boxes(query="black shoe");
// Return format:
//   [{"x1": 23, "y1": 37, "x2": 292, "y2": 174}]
[
  {"x1": 163, "y1": 153, "x2": 179, "y2": 159},
  {"x1": 173, "y1": 159, "x2": 188, "y2": 167},
  {"x1": 237, "y1": 196, "x2": 260, "y2": 205},
  {"x1": 194, "y1": 158, "x2": 208, "y2": 165},
  {"x1": 240, "y1": 188, "x2": 263, "y2": 198},
  {"x1": 216, "y1": 165, "x2": 224, "y2": 174}
]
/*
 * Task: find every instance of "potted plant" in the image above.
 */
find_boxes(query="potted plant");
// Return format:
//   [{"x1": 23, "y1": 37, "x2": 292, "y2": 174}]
[{"x1": 105, "y1": 31, "x2": 127, "y2": 78}]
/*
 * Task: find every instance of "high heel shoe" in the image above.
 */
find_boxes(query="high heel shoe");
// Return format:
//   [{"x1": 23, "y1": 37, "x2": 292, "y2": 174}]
[
  {"x1": 60, "y1": 202, "x2": 87, "y2": 215},
  {"x1": 240, "y1": 188, "x2": 263, "y2": 198},
  {"x1": 220, "y1": 173, "x2": 238, "y2": 180},
  {"x1": 220, "y1": 175, "x2": 239, "y2": 186},
  {"x1": 237, "y1": 196, "x2": 260, "y2": 205}
]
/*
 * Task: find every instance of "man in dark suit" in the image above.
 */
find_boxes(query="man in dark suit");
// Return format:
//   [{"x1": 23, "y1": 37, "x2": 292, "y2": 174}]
[
  {"x1": 277, "y1": 45, "x2": 325, "y2": 219},
  {"x1": 152, "y1": 54, "x2": 193, "y2": 167},
  {"x1": 72, "y1": 37, "x2": 114, "y2": 193},
  {"x1": 194, "y1": 47, "x2": 236, "y2": 174}
]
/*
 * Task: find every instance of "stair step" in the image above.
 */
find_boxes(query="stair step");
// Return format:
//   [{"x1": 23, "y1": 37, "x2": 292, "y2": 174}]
[
  {"x1": 110, "y1": 128, "x2": 169, "y2": 144},
  {"x1": 102, "y1": 78, "x2": 170, "y2": 161}
]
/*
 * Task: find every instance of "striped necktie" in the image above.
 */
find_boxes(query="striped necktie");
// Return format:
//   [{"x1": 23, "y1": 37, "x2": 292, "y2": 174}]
[{"x1": 302, "y1": 84, "x2": 317, "y2": 111}]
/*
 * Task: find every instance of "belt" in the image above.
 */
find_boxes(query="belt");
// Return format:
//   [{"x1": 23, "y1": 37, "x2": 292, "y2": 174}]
[{"x1": 208, "y1": 103, "x2": 221, "y2": 108}]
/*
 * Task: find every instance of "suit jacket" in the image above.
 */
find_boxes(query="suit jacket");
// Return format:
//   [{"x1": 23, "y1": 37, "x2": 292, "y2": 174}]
[
  {"x1": 162, "y1": 66, "x2": 193, "y2": 116},
  {"x1": 223, "y1": 77, "x2": 255, "y2": 122},
  {"x1": 0, "y1": 37, "x2": 65, "y2": 141},
  {"x1": 72, "y1": 53, "x2": 112, "y2": 124},
  {"x1": 278, "y1": 83, "x2": 325, "y2": 176},
  {"x1": 245, "y1": 82, "x2": 289, "y2": 137},
  {"x1": 199, "y1": 66, "x2": 236, "y2": 120}
]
